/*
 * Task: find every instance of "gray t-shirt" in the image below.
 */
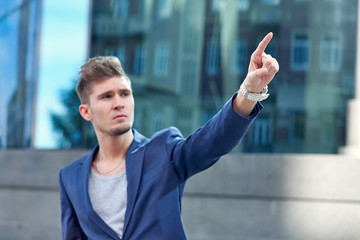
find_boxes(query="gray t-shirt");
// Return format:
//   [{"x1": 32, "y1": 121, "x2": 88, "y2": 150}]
[{"x1": 88, "y1": 167, "x2": 127, "y2": 238}]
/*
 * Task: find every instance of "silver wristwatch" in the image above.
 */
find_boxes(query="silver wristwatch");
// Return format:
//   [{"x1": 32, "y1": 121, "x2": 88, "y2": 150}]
[{"x1": 239, "y1": 83, "x2": 269, "y2": 102}]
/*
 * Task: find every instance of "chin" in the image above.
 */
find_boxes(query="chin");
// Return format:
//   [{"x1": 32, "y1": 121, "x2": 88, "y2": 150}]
[{"x1": 109, "y1": 125, "x2": 131, "y2": 136}]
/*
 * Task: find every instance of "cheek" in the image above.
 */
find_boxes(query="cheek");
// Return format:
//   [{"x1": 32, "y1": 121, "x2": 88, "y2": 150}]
[
  {"x1": 129, "y1": 101, "x2": 135, "y2": 119},
  {"x1": 91, "y1": 105, "x2": 107, "y2": 119},
  {"x1": 129, "y1": 98, "x2": 135, "y2": 110}
]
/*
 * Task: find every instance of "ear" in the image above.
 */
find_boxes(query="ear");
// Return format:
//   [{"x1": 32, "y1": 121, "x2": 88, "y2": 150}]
[{"x1": 79, "y1": 104, "x2": 92, "y2": 121}]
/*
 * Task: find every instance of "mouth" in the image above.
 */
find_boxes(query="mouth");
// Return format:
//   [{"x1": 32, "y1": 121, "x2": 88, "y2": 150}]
[{"x1": 113, "y1": 114, "x2": 127, "y2": 120}]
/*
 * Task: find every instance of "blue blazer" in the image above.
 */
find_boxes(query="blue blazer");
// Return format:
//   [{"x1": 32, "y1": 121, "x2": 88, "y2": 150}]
[{"x1": 59, "y1": 97, "x2": 262, "y2": 240}]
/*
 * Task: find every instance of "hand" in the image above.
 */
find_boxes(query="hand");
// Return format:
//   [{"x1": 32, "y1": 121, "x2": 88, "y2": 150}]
[{"x1": 243, "y1": 32, "x2": 279, "y2": 93}]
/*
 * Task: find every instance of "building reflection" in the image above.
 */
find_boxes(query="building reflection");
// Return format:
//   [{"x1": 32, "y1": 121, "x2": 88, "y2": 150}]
[
  {"x1": 87, "y1": 0, "x2": 357, "y2": 153},
  {"x1": 0, "y1": 0, "x2": 356, "y2": 153},
  {"x1": 0, "y1": 0, "x2": 42, "y2": 148}
]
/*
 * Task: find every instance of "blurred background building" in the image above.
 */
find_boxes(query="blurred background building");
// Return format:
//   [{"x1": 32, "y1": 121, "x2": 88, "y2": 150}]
[
  {"x1": 1, "y1": 0, "x2": 360, "y2": 239},
  {"x1": 0, "y1": 0, "x2": 357, "y2": 154},
  {"x1": 0, "y1": 0, "x2": 42, "y2": 148},
  {"x1": 86, "y1": 0, "x2": 357, "y2": 154}
]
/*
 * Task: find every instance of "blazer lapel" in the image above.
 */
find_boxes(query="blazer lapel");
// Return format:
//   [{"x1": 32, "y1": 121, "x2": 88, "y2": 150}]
[
  {"x1": 79, "y1": 146, "x2": 121, "y2": 240},
  {"x1": 122, "y1": 129, "x2": 147, "y2": 235}
]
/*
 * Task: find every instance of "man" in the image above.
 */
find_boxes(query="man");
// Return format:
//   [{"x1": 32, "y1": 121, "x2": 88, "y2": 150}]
[{"x1": 59, "y1": 32, "x2": 279, "y2": 239}]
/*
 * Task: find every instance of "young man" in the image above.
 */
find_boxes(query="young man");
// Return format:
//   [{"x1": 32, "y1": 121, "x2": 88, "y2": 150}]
[{"x1": 59, "y1": 32, "x2": 279, "y2": 239}]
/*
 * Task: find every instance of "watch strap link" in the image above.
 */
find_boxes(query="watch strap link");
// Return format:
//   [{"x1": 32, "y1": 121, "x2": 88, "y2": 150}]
[{"x1": 239, "y1": 83, "x2": 269, "y2": 102}]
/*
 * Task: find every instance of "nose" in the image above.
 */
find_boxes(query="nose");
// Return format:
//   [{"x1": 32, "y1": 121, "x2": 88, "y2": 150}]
[{"x1": 113, "y1": 95, "x2": 124, "y2": 110}]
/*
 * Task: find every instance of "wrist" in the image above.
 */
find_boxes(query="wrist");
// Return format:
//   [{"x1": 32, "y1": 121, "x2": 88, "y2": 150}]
[
  {"x1": 239, "y1": 82, "x2": 269, "y2": 102},
  {"x1": 233, "y1": 92, "x2": 258, "y2": 117},
  {"x1": 243, "y1": 79, "x2": 263, "y2": 93}
]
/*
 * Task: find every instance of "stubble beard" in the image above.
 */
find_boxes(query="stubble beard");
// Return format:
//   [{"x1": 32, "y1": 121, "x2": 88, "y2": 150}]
[{"x1": 108, "y1": 125, "x2": 131, "y2": 136}]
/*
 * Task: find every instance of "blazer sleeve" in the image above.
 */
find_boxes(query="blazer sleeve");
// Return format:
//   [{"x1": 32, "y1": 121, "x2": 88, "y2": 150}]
[
  {"x1": 59, "y1": 170, "x2": 87, "y2": 240},
  {"x1": 168, "y1": 94, "x2": 262, "y2": 181}
]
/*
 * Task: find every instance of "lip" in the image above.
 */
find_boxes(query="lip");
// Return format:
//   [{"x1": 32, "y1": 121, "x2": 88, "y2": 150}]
[{"x1": 113, "y1": 114, "x2": 127, "y2": 120}]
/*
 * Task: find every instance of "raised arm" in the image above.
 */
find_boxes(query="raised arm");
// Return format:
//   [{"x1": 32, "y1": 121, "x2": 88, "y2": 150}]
[{"x1": 233, "y1": 32, "x2": 279, "y2": 116}]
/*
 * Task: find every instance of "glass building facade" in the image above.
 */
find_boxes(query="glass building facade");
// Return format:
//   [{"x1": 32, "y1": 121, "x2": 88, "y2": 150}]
[
  {"x1": 0, "y1": 0, "x2": 42, "y2": 148},
  {"x1": 87, "y1": 0, "x2": 357, "y2": 153},
  {"x1": 1, "y1": 0, "x2": 357, "y2": 153}
]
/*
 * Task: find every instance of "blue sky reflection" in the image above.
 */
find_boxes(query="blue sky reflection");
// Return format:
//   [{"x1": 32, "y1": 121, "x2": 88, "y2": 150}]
[{"x1": 35, "y1": 0, "x2": 88, "y2": 148}]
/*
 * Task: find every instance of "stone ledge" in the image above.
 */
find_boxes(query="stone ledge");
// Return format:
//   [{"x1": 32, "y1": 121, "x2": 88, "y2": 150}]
[{"x1": 1, "y1": 151, "x2": 360, "y2": 201}]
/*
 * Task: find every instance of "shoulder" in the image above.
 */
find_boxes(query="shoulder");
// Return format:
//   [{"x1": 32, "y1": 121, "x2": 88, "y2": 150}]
[
  {"x1": 150, "y1": 126, "x2": 184, "y2": 142},
  {"x1": 142, "y1": 127, "x2": 184, "y2": 150}
]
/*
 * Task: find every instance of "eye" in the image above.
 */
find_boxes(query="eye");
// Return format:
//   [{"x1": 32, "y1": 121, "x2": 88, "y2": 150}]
[
  {"x1": 120, "y1": 91, "x2": 130, "y2": 97},
  {"x1": 102, "y1": 94, "x2": 111, "y2": 99}
]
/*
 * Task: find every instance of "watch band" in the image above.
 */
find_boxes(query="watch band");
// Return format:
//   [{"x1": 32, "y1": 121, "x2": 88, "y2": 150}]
[{"x1": 239, "y1": 83, "x2": 269, "y2": 102}]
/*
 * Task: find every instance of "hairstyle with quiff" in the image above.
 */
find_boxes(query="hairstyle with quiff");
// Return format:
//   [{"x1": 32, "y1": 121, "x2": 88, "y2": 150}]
[{"x1": 76, "y1": 56, "x2": 130, "y2": 104}]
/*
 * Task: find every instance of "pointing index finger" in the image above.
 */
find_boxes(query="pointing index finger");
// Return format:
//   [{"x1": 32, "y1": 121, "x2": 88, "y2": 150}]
[{"x1": 254, "y1": 32, "x2": 273, "y2": 57}]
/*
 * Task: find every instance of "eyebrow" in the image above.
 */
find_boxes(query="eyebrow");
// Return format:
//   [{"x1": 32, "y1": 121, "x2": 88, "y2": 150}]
[
  {"x1": 97, "y1": 90, "x2": 113, "y2": 99},
  {"x1": 97, "y1": 88, "x2": 131, "y2": 99}
]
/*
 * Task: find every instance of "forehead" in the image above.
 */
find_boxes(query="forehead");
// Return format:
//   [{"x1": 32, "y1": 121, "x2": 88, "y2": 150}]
[{"x1": 90, "y1": 76, "x2": 131, "y2": 95}]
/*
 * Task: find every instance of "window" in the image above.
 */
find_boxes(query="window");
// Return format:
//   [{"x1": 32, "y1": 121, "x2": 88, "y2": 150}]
[
  {"x1": 320, "y1": 35, "x2": 341, "y2": 71},
  {"x1": 291, "y1": 33, "x2": 309, "y2": 71},
  {"x1": 150, "y1": 107, "x2": 164, "y2": 133},
  {"x1": 112, "y1": 0, "x2": 129, "y2": 18},
  {"x1": 134, "y1": 105, "x2": 143, "y2": 130},
  {"x1": 289, "y1": 111, "x2": 305, "y2": 145},
  {"x1": 231, "y1": 40, "x2": 247, "y2": 75},
  {"x1": 105, "y1": 47, "x2": 126, "y2": 66},
  {"x1": 182, "y1": 61, "x2": 196, "y2": 96},
  {"x1": 158, "y1": 0, "x2": 173, "y2": 19},
  {"x1": 252, "y1": 118, "x2": 271, "y2": 146},
  {"x1": 206, "y1": 37, "x2": 220, "y2": 75},
  {"x1": 117, "y1": 47, "x2": 126, "y2": 65},
  {"x1": 154, "y1": 43, "x2": 170, "y2": 76},
  {"x1": 265, "y1": 39, "x2": 277, "y2": 58},
  {"x1": 176, "y1": 108, "x2": 193, "y2": 136},
  {"x1": 133, "y1": 45, "x2": 145, "y2": 75}
]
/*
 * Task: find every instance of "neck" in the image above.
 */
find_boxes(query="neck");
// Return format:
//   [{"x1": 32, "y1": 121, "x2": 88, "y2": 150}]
[{"x1": 96, "y1": 129, "x2": 134, "y2": 162}]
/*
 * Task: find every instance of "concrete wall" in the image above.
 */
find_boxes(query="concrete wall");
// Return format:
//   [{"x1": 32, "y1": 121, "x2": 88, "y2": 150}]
[{"x1": 0, "y1": 150, "x2": 359, "y2": 239}]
